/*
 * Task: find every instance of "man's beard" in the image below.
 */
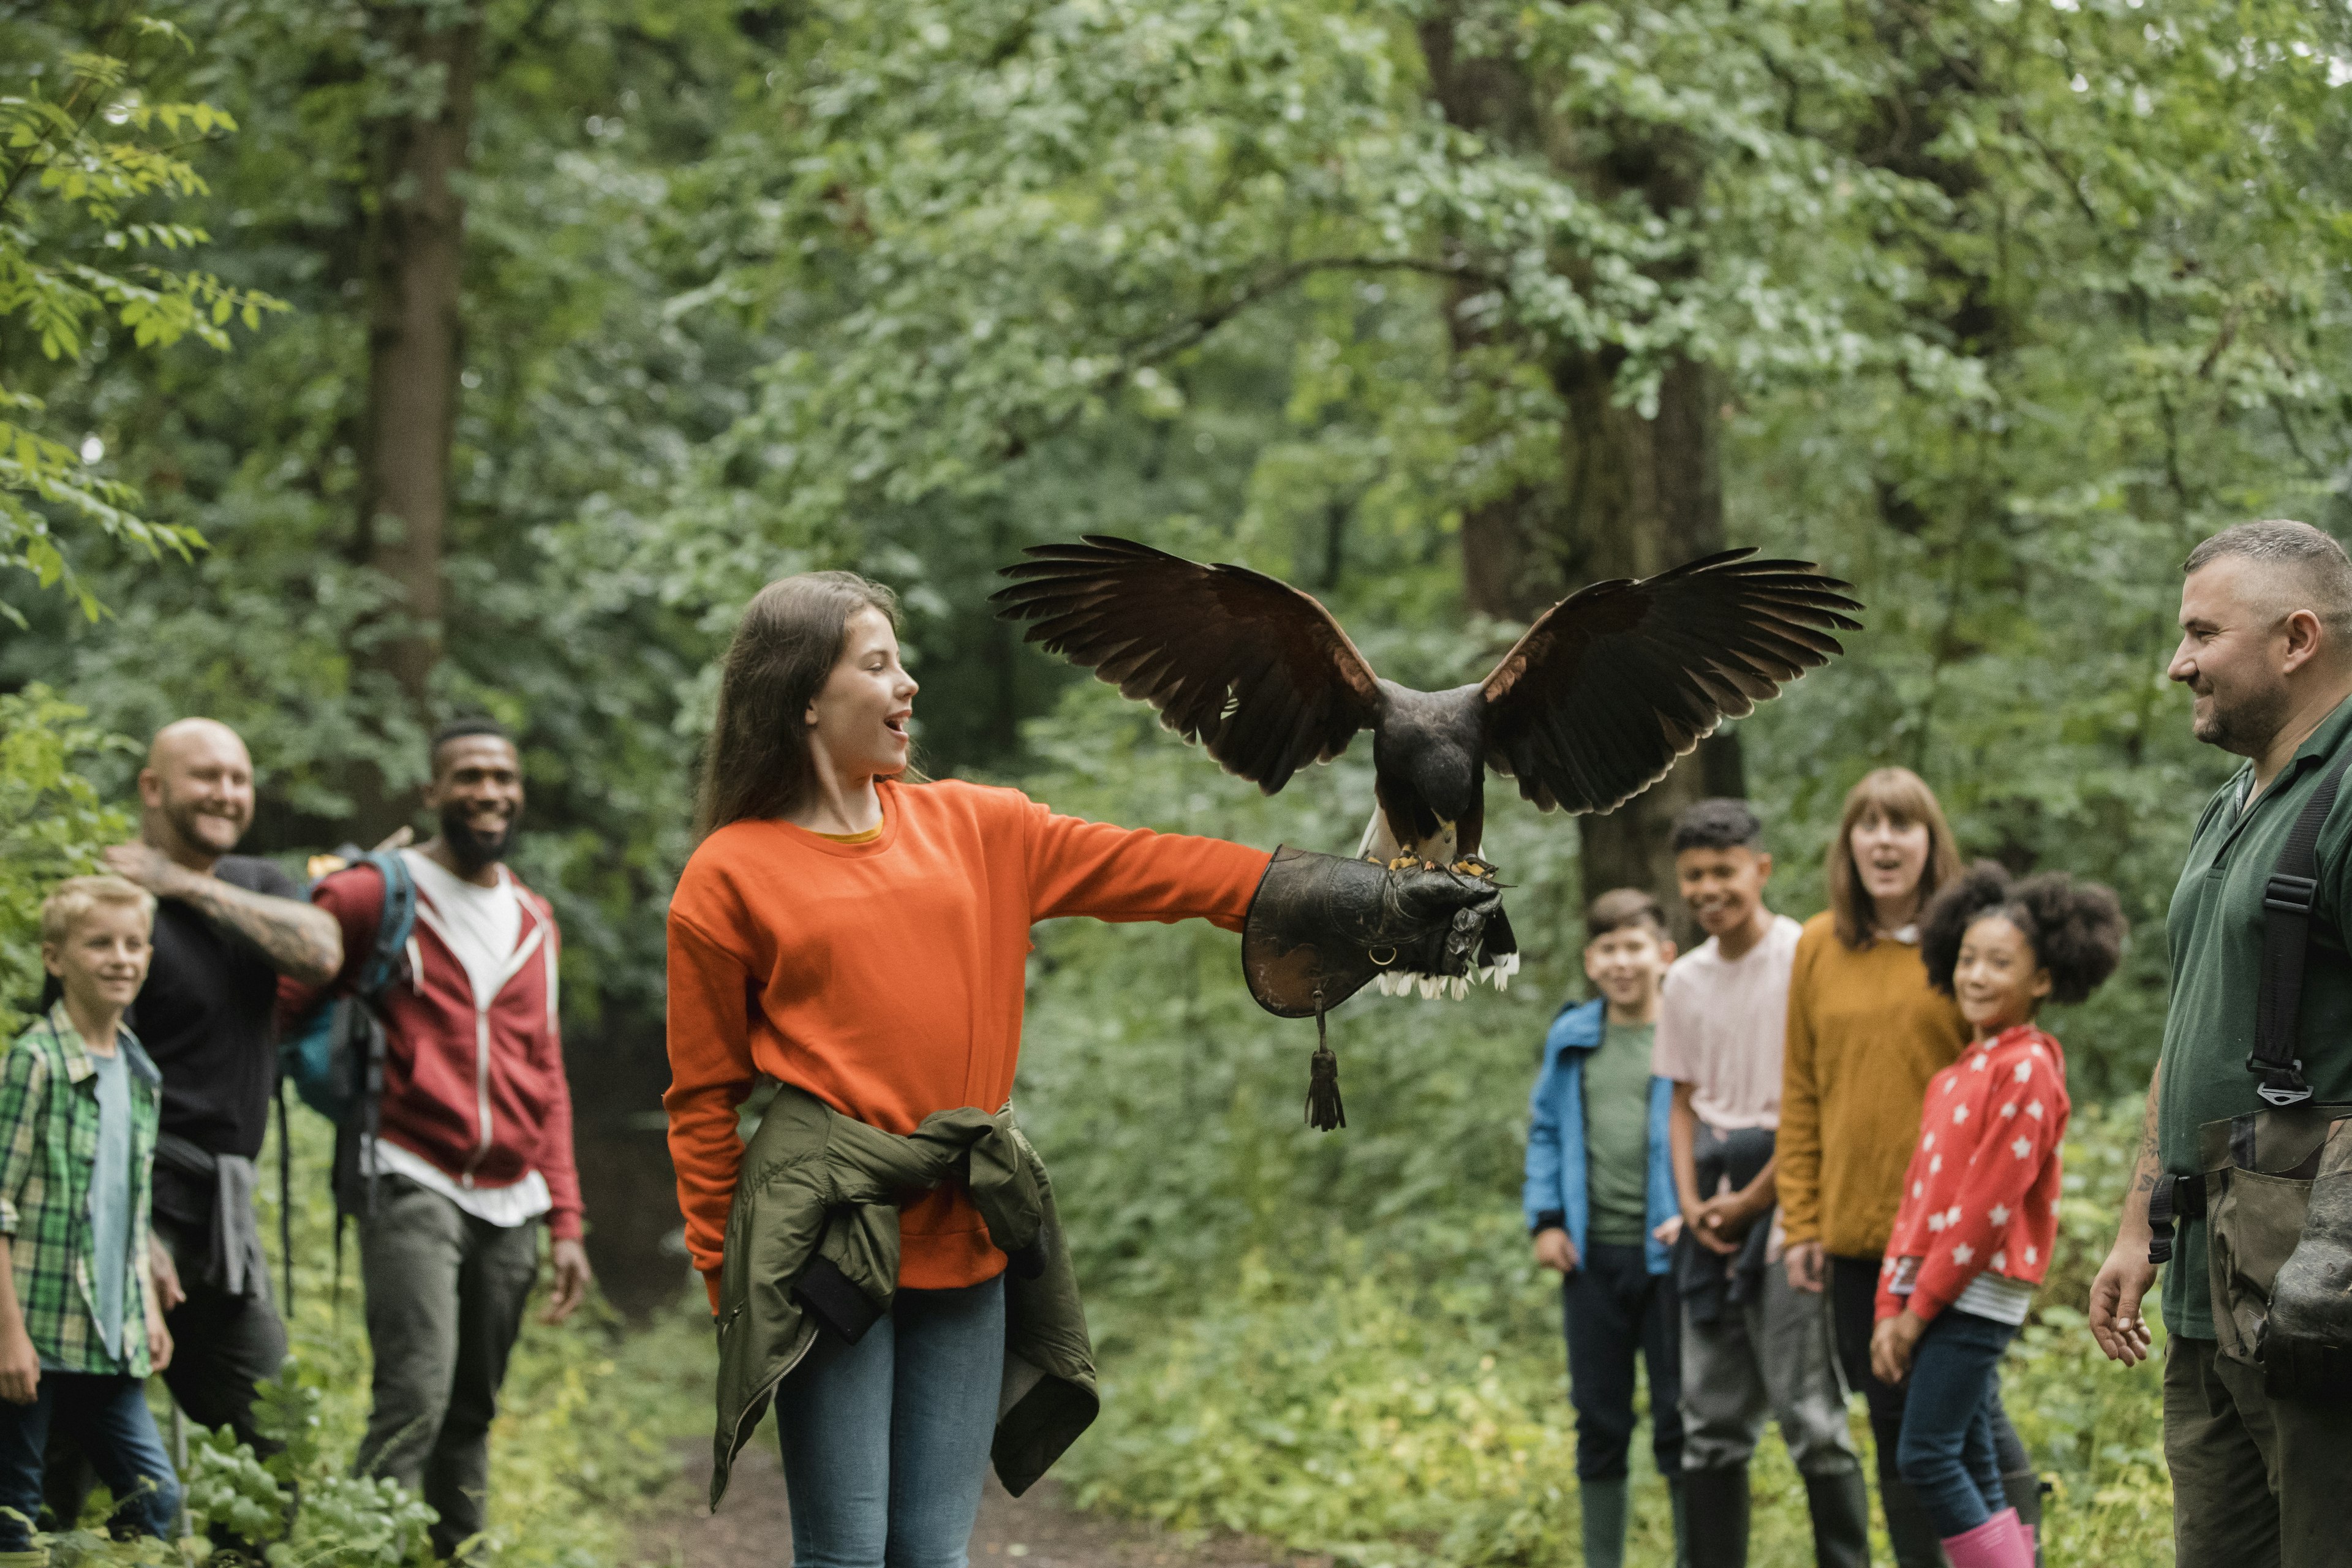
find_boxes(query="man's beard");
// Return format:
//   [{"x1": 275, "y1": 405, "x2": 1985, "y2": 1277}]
[
  {"x1": 440, "y1": 802, "x2": 520, "y2": 875},
  {"x1": 2193, "y1": 679, "x2": 2291, "y2": 757},
  {"x1": 163, "y1": 793, "x2": 246, "y2": 857}
]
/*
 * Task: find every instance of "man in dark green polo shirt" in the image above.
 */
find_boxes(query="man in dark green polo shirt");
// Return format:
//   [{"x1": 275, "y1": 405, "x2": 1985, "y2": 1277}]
[{"x1": 2089, "y1": 519, "x2": 2352, "y2": 1568}]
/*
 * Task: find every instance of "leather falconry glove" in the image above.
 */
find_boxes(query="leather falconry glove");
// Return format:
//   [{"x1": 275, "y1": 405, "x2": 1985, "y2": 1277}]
[{"x1": 1240, "y1": 846, "x2": 1513, "y2": 1131}]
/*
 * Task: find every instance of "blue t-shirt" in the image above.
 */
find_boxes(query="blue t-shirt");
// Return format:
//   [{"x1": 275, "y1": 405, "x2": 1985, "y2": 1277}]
[{"x1": 89, "y1": 1046, "x2": 134, "y2": 1363}]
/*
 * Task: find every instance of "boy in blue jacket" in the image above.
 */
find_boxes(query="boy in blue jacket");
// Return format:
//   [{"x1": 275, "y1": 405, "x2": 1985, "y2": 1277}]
[{"x1": 1526, "y1": 888, "x2": 1687, "y2": 1568}]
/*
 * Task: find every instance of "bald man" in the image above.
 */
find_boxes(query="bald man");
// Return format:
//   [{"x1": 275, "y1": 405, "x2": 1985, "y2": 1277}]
[
  {"x1": 97, "y1": 720, "x2": 340, "y2": 1449},
  {"x1": 2088, "y1": 521, "x2": 2352, "y2": 1568}
]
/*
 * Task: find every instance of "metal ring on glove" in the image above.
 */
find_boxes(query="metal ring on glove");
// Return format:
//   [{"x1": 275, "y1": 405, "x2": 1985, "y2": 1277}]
[{"x1": 1368, "y1": 946, "x2": 1398, "y2": 967}]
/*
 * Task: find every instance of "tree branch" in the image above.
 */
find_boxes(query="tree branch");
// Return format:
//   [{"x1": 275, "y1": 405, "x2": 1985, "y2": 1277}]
[
  {"x1": 1118, "y1": 254, "x2": 1506, "y2": 372},
  {"x1": 2271, "y1": 395, "x2": 2332, "y2": 484},
  {"x1": 993, "y1": 252, "x2": 1508, "y2": 458}
]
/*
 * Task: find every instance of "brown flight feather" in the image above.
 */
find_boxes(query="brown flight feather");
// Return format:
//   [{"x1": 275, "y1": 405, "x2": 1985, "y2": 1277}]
[{"x1": 992, "y1": 535, "x2": 1383, "y2": 794}]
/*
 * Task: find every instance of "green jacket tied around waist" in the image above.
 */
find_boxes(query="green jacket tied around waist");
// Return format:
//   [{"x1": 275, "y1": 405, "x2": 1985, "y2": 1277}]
[{"x1": 710, "y1": 1084, "x2": 1097, "y2": 1510}]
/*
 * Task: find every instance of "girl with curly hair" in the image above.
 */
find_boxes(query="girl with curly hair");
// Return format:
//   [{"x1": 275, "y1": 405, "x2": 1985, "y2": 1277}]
[{"x1": 1868, "y1": 864, "x2": 2125, "y2": 1568}]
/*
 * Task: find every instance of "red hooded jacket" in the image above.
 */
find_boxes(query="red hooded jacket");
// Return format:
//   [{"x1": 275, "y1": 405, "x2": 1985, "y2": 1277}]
[{"x1": 279, "y1": 859, "x2": 584, "y2": 1240}]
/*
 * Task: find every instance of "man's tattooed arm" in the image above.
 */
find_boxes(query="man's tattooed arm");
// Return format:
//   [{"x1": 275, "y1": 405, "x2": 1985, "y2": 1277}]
[
  {"x1": 104, "y1": 843, "x2": 344, "y2": 985},
  {"x1": 2131, "y1": 1063, "x2": 2165, "y2": 1197}
]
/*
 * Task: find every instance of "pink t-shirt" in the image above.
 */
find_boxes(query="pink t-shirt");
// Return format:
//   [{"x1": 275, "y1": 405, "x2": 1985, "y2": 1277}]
[{"x1": 1651, "y1": 913, "x2": 1804, "y2": 1131}]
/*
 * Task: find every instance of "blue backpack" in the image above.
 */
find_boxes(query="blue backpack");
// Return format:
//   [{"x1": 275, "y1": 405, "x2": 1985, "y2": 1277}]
[{"x1": 279, "y1": 849, "x2": 417, "y2": 1123}]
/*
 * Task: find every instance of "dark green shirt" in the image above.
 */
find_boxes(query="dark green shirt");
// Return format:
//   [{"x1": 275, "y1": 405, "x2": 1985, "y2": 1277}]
[
  {"x1": 2160, "y1": 694, "x2": 2352, "y2": 1340},
  {"x1": 1585, "y1": 1020, "x2": 1656, "y2": 1247}
]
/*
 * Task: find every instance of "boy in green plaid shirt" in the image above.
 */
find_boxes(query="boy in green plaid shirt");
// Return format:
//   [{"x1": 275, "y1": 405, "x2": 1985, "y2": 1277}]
[{"x1": 0, "y1": 875, "x2": 178, "y2": 1556}]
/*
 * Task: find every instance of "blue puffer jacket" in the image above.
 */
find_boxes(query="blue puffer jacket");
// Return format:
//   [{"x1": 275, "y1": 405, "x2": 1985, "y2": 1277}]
[{"x1": 1521, "y1": 997, "x2": 1679, "y2": 1275}]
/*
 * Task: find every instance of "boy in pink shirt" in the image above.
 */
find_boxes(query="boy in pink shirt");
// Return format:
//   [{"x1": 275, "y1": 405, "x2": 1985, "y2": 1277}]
[{"x1": 1653, "y1": 799, "x2": 1867, "y2": 1567}]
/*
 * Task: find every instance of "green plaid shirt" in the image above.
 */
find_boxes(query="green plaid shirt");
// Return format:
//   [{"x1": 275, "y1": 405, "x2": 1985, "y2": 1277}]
[{"x1": 0, "y1": 1003, "x2": 159, "y2": 1375}]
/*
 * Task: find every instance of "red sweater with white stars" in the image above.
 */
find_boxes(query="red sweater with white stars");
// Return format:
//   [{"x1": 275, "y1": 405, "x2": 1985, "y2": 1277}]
[{"x1": 1876, "y1": 1023, "x2": 2070, "y2": 1323}]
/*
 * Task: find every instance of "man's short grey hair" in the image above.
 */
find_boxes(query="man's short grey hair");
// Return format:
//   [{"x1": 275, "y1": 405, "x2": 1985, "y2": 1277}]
[{"x1": 2185, "y1": 519, "x2": 2352, "y2": 644}]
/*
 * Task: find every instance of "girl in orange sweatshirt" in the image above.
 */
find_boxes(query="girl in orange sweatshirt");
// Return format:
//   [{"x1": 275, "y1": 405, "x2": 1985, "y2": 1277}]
[{"x1": 666, "y1": 571, "x2": 1495, "y2": 1566}]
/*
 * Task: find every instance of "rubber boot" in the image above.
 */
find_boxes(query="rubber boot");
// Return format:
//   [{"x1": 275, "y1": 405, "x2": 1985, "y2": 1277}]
[
  {"x1": 1580, "y1": 1477, "x2": 1629, "y2": 1568},
  {"x1": 1999, "y1": 1471, "x2": 2046, "y2": 1568},
  {"x1": 1880, "y1": 1473, "x2": 1951, "y2": 1568},
  {"x1": 1804, "y1": 1467, "x2": 1873, "y2": 1568},
  {"x1": 1670, "y1": 1474, "x2": 1691, "y2": 1568},
  {"x1": 1938, "y1": 1507, "x2": 2029, "y2": 1568},
  {"x1": 1683, "y1": 1464, "x2": 1752, "y2": 1568}
]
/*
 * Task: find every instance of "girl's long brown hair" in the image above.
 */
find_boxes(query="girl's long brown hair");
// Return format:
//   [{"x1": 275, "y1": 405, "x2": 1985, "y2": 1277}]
[
  {"x1": 695, "y1": 571, "x2": 907, "y2": 838},
  {"x1": 1827, "y1": 766, "x2": 1963, "y2": 948}
]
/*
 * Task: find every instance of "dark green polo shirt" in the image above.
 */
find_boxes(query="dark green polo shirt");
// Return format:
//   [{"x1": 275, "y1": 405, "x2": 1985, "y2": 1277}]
[{"x1": 2159, "y1": 695, "x2": 2352, "y2": 1340}]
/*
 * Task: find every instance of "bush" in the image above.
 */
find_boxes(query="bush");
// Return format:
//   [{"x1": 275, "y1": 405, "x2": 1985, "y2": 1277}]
[
  {"x1": 1058, "y1": 1101, "x2": 2174, "y2": 1568},
  {"x1": 0, "y1": 685, "x2": 134, "y2": 1032},
  {"x1": 41, "y1": 1107, "x2": 701, "y2": 1566}
]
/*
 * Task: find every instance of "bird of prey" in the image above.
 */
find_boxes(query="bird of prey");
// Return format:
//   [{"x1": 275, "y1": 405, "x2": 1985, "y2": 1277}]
[{"x1": 993, "y1": 535, "x2": 1861, "y2": 987}]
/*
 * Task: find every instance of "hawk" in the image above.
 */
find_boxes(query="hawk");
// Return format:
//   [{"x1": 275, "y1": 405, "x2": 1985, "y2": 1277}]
[{"x1": 995, "y1": 535, "x2": 1861, "y2": 989}]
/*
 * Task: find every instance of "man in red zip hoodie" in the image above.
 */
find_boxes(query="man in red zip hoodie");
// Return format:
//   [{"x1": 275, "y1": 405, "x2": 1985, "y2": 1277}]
[{"x1": 281, "y1": 719, "x2": 590, "y2": 1559}]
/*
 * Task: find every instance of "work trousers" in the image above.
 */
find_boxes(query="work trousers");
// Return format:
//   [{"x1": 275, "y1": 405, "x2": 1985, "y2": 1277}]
[
  {"x1": 1679, "y1": 1246, "x2": 1857, "y2": 1476},
  {"x1": 2165, "y1": 1333, "x2": 2352, "y2": 1568},
  {"x1": 0, "y1": 1372, "x2": 177, "y2": 1550},
  {"x1": 1828, "y1": 1255, "x2": 2029, "y2": 1479},
  {"x1": 1563, "y1": 1240, "x2": 1684, "y2": 1482},
  {"x1": 355, "y1": 1175, "x2": 541, "y2": 1561},
  {"x1": 775, "y1": 1275, "x2": 1006, "y2": 1568}
]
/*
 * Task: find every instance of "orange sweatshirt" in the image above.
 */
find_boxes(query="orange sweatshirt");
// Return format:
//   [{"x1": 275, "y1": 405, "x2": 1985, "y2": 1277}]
[{"x1": 664, "y1": 777, "x2": 1270, "y2": 1305}]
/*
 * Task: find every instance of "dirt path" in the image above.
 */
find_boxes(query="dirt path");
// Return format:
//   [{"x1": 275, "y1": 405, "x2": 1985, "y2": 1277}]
[{"x1": 631, "y1": 1440, "x2": 1320, "y2": 1568}]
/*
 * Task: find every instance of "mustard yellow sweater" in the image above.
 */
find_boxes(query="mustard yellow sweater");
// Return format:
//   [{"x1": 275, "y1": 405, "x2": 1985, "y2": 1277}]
[{"x1": 1777, "y1": 910, "x2": 1970, "y2": 1257}]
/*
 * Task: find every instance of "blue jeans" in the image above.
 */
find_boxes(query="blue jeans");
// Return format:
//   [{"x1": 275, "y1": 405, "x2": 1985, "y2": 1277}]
[
  {"x1": 1894, "y1": 1309, "x2": 2016, "y2": 1537},
  {"x1": 776, "y1": 1275, "x2": 1006, "y2": 1568},
  {"x1": 0, "y1": 1372, "x2": 178, "y2": 1549}
]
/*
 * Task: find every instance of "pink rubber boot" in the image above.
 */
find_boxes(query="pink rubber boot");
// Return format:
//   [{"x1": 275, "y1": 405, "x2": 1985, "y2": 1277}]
[{"x1": 1940, "y1": 1507, "x2": 2032, "y2": 1568}]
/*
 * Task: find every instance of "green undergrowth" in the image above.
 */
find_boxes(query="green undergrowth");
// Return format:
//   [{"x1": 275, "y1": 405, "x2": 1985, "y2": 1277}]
[
  {"x1": 45, "y1": 1111, "x2": 708, "y2": 1566},
  {"x1": 1059, "y1": 1101, "x2": 2173, "y2": 1568}
]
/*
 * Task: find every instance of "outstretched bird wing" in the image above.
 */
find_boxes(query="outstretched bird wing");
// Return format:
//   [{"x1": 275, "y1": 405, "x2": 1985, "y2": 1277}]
[
  {"x1": 993, "y1": 536, "x2": 1383, "y2": 793},
  {"x1": 1479, "y1": 549, "x2": 1862, "y2": 814}
]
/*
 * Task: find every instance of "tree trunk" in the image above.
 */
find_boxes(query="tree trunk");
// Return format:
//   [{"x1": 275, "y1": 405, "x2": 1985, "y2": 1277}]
[
  {"x1": 1423, "y1": 15, "x2": 1744, "y2": 934},
  {"x1": 1548, "y1": 353, "x2": 1743, "y2": 928},
  {"x1": 355, "y1": 5, "x2": 479, "y2": 831}
]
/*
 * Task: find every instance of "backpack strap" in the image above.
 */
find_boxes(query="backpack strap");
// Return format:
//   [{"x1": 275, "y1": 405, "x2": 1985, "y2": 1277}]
[
  {"x1": 276, "y1": 1077, "x2": 295, "y2": 1313},
  {"x1": 335, "y1": 850, "x2": 420, "y2": 1234},
  {"x1": 2254, "y1": 745, "x2": 2352, "y2": 1107},
  {"x1": 353, "y1": 850, "x2": 418, "y2": 1000}
]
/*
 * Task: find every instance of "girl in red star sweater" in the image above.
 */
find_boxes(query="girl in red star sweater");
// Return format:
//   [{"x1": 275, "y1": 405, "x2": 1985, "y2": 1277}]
[{"x1": 1870, "y1": 864, "x2": 2125, "y2": 1568}]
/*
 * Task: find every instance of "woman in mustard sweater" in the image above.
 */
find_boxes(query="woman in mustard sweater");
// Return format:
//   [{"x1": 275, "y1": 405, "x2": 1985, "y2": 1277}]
[
  {"x1": 665, "y1": 572, "x2": 1499, "y2": 1568},
  {"x1": 1776, "y1": 767, "x2": 2037, "y2": 1566}
]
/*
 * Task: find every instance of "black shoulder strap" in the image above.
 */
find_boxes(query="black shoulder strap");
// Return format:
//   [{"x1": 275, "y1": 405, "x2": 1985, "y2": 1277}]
[
  {"x1": 2254, "y1": 744, "x2": 2352, "y2": 1106},
  {"x1": 276, "y1": 1077, "x2": 295, "y2": 1314}
]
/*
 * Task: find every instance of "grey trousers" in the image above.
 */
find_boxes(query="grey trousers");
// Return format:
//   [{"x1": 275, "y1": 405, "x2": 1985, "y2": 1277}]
[
  {"x1": 355, "y1": 1175, "x2": 541, "y2": 1559},
  {"x1": 1679, "y1": 1243, "x2": 1859, "y2": 1476},
  {"x1": 2166, "y1": 1334, "x2": 2352, "y2": 1568}
]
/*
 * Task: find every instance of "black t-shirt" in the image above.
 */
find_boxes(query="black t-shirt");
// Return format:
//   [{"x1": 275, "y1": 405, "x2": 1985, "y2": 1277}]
[{"x1": 129, "y1": 854, "x2": 304, "y2": 1159}]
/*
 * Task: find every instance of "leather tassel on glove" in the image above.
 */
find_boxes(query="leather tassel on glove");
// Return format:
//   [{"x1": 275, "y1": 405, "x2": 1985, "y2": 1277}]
[{"x1": 1305, "y1": 1000, "x2": 1345, "y2": 1132}]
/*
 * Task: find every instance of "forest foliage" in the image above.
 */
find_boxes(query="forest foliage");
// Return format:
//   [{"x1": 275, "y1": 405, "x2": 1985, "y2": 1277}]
[{"x1": 5, "y1": 0, "x2": 2351, "y2": 1561}]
